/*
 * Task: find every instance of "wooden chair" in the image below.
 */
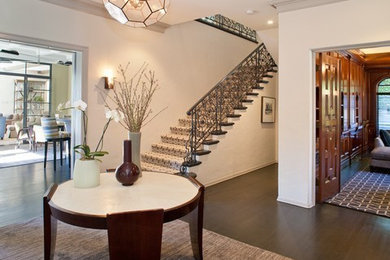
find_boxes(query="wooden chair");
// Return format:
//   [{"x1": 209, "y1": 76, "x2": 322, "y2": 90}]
[
  {"x1": 107, "y1": 209, "x2": 164, "y2": 260},
  {"x1": 15, "y1": 121, "x2": 34, "y2": 150}
]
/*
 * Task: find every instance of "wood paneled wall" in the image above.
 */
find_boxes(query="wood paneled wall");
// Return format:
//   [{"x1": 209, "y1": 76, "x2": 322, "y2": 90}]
[{"x1": 316, "y1": 51, "x2": 369, "y2": 170}]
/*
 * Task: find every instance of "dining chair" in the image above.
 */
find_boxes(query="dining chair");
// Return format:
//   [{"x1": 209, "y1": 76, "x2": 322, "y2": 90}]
[
  {"x1": 41, "y1": 117, "x2": 71, "y2": 171},
  {"x1": 107, "y1": 209, "x2": 164, "y2": 260},
  {"x1": 15, "y1": 121, "x2": 34, "y2": 150}
]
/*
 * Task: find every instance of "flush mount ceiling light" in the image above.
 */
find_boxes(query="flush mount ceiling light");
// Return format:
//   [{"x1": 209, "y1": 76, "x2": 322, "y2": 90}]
[{"x1": 103, "y1": 0, "x2": 170, "y2": 28}]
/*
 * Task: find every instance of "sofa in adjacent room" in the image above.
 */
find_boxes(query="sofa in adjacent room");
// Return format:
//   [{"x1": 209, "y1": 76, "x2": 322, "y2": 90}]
[{"x1": 370, "y1": 130, "x2": 390, "y2": 172}]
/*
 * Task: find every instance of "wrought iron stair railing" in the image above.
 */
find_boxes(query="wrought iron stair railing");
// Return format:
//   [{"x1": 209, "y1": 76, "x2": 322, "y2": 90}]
[
  {"x1": 181, "y1": 43, "x2": 277, "y2": 173},
  {"x1": 196, "y1": 14, "x2": 258, "y2": 43}
]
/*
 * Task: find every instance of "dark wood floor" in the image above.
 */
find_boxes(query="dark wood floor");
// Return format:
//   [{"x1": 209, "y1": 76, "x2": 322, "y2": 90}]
[
  {"x1": 0, "y1": 161, "x2": 70, "y2": 227},
  {"x1": 204, "y1": 164, "x2": 390, "y2": 260},
  {"x1": 1, "y1": 161, "x2": 389, "y2": 260}
]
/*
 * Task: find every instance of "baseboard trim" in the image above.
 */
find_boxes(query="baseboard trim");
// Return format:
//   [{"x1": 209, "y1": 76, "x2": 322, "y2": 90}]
[
  {"x1": 277, "y1": 196, "x2": 315, "y2": 208},
  {"x1": 204, "y1": 160, "x2": 277, "y2": 187}
]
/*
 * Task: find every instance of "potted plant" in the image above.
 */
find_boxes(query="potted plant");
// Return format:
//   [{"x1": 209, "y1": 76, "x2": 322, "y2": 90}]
[{"x1": 58, "y1": 100, "x2": 123, "y2": 188}]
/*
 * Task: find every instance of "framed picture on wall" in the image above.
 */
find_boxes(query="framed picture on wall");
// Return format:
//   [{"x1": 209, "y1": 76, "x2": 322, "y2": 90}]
[{"x1": 261, "y1": 96, "x2": 276, "y2": 123}]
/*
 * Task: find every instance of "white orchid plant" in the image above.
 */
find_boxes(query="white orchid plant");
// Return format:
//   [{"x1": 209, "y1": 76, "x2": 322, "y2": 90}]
[{"x1": 58, "y1": 100, "x2": 124, "y2": 161}]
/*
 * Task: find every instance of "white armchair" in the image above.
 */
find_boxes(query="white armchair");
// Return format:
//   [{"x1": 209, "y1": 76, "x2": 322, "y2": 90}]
[
  {"x1": 33, "y1": 125, "x2": 46, "y2": 143},
  {"x1": 15, "y1": 121, "x2": 34, "y2": 150}
]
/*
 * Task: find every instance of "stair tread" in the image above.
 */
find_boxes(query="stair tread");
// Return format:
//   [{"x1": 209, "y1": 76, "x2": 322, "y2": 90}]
[
  {"x1": 226, "y1": 114, "x2": 241, "y2": 118},
  {"x1": 202, "y1": 139, "x2": 219, "y2": 145},
  {"x1": 234, "y1": 106, "x2": 247, "y2": 110},
  {"x1": 142, "y1": 151, "x2": 183, "y2": 161},
  {"x1": 252, "y1": 86, "x2": 264, "y2": 90},
  {"x1": 195, "y1": 149, "x2": 211, "y2": 156},
  {"x1": 211, "y1": 130, "x2": 228, "y2": 135},
  {"x1": 246, "y1": 92, "x2": 259, "y2": 96},
  {"x1": 220, "y1": 122, "x2": 234, "y2": 126}
]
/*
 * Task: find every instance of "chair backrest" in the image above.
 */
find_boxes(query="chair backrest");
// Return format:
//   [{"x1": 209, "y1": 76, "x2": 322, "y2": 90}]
[
  {"x1": 41, "y1": 117, "x2": 59, "y2": 139},
  {"x1": 107, "y1": 209, "x2": 164, "y2": 260},
  {"x1": 0, "y1": 117, "x2": 6, "y2": 138},
  {"x1": 14, "y1": 120, "x2": 23, "y2": 134},
  {"x1": 33, "y1": 125, "x2": 46, "y2": 143},
  {"x1": 57, "y1": 118, "x2": 71, "y2": 133}
]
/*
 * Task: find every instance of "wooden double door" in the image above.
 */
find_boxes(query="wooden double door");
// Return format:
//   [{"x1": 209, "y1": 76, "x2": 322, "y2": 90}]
[{"x1": 317, "y1": 53, "x2": 341, "y2": 202}]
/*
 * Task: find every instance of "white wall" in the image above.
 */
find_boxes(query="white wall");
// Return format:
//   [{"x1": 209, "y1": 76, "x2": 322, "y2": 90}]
[
  {"x1": 51, "y1": 64, "x2": 71, "y2": 117},
  {"x1": 0, "y1": 76, "x2": 15, "y2": 115},
  {"x1": 278, "y1": 0, "x2": 390, "y2": 208},
  {"x1": 0, "y1": 0, "x2": 276, "y2": 183},
  {"x1": 257, "y1": 28, "x2": 279, "y2": 62},
  {"x1": 195, "y1": 75, "x2": 277, "y2": 185},
  {"x1": 257, "y1": 28, "x2": 279, "y2": 161}
]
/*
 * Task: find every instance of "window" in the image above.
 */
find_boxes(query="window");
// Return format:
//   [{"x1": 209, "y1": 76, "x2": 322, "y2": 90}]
[{"x1": 377, "y1": 78, "x2": 390, "y2": 130}]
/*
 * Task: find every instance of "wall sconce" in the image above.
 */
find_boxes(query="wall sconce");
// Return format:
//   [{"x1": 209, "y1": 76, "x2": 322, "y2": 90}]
[
  {"x1": 104, "y1": 76, "x2": 114, "y2": 89},
  {"x1": 103, "y1": 69, "x2": 114, "y2": 89}
]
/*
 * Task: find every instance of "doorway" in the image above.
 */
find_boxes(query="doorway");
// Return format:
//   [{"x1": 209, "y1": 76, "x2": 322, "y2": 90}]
[
  {"x1": 0, "y1": 37, "x2": 84, "y2": 169},
  {"x1": 315, "y1": 46, "x2": 390, "y2": 218}
]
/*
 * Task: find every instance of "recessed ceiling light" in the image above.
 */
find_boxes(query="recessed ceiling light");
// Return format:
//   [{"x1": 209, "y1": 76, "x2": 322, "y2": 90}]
[
  {"x1": 246, "y1": 9, "x2": 256, "y2": 15},
  {"x1": 267, "y1": 20, "x2": 274, "y2": 25}
]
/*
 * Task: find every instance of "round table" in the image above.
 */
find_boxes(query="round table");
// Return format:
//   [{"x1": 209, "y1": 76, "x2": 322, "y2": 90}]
[{"x1": 43, "y1": 172, "x2": 204, "y2": 260}]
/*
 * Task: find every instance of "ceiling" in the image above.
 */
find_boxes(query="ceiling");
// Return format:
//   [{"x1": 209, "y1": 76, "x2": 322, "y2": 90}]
[
  {"x1": 0, "y1": 40, "x2": 74, "y2": 68},
  {"x1": 90, "y1": 0, "x2": 279, "y2": 30},
  {"x1": 48, "y1": 0, "x2": 350, "y2": 32},
  {"x1": 360, "y1": 47, "x2": 390, "y2": 55}
]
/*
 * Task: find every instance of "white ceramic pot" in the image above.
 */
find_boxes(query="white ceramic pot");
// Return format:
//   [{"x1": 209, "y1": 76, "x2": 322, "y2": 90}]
[
  {"x1": 128, "y1": 131, "x2": 142, "y2": 175},
  {"x1": 73, "y1": 159, "x2": 100, "y2": 188}
]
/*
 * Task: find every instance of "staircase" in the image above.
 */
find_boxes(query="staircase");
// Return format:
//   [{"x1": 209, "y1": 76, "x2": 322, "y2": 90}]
[{"x1": 141, "y1": 43, "x2": 277, "y2": 175}]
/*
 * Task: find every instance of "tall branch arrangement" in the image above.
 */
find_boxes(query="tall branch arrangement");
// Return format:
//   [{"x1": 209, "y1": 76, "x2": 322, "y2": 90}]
[{"x1": 103, "y1": 63, "x2": 165, "y2": 132}]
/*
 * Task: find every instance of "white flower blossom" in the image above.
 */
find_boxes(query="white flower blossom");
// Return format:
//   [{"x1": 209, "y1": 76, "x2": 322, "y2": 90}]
[
  {"x1": 65, "y1": 100, "x2": 71, "y2": 108},
  {"x1": 105, "y1": 108, "x2": 124, "y2": 123},
  {"x1": 105, "y1": 108, "x2": 113, "y2": 119},
  {"x1": 57, "y1": 103, "x2": 64, "y2": 111},
  {"x1": 73, "y1": 100, "x2": 87, "y2": 111}
]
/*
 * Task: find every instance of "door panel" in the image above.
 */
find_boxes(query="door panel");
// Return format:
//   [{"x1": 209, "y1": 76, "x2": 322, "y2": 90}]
[{"x1": 318, "y1": 53, "x2": 341, "y2": 202}]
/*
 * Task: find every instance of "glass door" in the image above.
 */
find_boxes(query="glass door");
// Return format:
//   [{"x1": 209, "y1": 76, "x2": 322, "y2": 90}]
[{"x1": 0, "y1": 60, "x2": 52, "y2": 128}]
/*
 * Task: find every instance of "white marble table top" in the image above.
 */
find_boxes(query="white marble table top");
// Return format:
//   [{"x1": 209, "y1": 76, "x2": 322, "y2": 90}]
[{"x1": 51, "y1": 172, "x2": 199, "y2": 216}]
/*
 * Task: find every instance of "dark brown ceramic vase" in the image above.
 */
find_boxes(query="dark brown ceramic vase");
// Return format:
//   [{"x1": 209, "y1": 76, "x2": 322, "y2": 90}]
[{"x1": 115, "y1": 140, "x2": 140, "y2": 186}]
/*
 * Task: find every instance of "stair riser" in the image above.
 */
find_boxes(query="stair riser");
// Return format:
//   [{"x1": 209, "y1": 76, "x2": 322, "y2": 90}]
[
  {"x1": 170, "y1": 127, "x2": 190, "y2": 135},
  {"x1": 141, "y1": 154, "x2": 182, "y2": 170},
  {"x1": 161, "y1": 136, "x2": 188, "y2": 146},
  {"x1": 151, "y1": 145, "x2": 187, "y2": 157},
  {"x1": 178, "y1": 119, "x2": 191, "y2": 127},
  {"x1": 141, "y1": 163, "x2": 178, "y2": 174}
]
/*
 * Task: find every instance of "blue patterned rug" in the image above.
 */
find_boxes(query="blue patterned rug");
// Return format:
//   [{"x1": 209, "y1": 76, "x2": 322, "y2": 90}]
[{"x1": 327, "y1": 170, "x2": 390, "y2": 218}]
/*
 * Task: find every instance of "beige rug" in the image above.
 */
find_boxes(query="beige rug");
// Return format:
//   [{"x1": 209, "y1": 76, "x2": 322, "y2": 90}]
[{"x1": 0, "y1": 218, "x2": 290, "y2": 260}]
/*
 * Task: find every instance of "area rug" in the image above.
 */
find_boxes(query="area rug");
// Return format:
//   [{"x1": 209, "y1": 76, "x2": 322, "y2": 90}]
[
  {"x1": 0, "y1": 146, "x2": 62, "y2": 168},
  {"x1": 0, "y1": 139, "x2": 18, "y2": 146},
  {"x1": 0, "y1": 218, "x2": 290, "y2": 260},
  {"x1": 327, "y1": 170, "x2": 390, "y2": 218}
]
